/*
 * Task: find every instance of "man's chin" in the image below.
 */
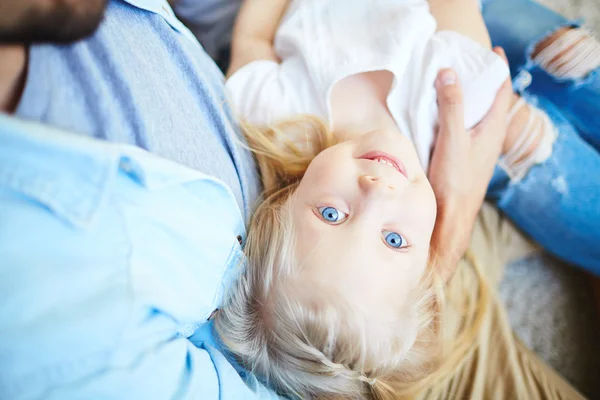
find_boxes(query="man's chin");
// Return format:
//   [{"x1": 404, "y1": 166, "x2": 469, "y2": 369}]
[{"x1": 0, "y1": 0, "x2": 108, "y2": 44}]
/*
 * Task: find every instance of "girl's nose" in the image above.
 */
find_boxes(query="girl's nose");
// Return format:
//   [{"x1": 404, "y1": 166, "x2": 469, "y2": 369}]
[{"x1": 358, "y1": 175, "x2": 395, "y2": 194}]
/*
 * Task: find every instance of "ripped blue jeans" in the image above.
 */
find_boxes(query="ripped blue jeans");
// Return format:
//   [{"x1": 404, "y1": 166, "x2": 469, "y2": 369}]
[{"x1": 482, "y1": 0, "x2": 600, "y2": 274}]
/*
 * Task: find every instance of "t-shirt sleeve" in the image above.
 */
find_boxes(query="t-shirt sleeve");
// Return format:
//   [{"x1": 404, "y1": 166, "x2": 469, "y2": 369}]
[
  {"x1": 436, "y1": 31, "x2": 510, "y2": 129},
  {"x1": 226, "y1": 60, "x2": 322, "y2": 126}
]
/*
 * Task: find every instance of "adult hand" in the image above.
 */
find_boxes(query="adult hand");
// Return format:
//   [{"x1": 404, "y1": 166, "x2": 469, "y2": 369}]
[{"x1": 428, "y1": 47, "x2": 513, "y2": 280}]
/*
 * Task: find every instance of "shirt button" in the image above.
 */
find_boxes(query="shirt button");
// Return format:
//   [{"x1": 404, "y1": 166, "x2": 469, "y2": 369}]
[{"x1": 237, "y1": 235, "x2": 243, "y2": 245}]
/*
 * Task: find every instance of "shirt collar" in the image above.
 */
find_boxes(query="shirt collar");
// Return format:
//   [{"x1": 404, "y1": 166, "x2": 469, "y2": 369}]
[{"x1": 119, "y1": 0, "x2": 198, "y2": 42}]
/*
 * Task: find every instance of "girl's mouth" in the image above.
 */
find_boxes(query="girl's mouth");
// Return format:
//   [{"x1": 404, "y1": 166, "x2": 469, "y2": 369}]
[{"x1": 358, "y1": 151, "x2": 408, "y2": 179}]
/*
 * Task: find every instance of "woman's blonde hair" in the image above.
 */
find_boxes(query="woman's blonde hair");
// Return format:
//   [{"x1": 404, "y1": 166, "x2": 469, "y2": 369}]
[{"x1": 215, "y1": 116, "x2": 489, "y2": 399}]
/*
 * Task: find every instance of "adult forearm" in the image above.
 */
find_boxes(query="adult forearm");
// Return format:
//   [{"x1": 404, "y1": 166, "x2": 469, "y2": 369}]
[
  {"x1": 228, "y1": 0, "x2": 289, "y2": 76},
  {"x1": 234, "y1": 0, "x2": 289, "y2": 44}
]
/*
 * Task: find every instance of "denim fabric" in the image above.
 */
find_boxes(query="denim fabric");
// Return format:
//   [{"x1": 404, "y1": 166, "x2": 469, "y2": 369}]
[
  {"x1": 483, "y1": 0, "x2": 600, "y2": 273},
  {"x1": 0, "y1": 115, "x2": 280, "y2": 399},
  {"x1": 483, "y1": 0, "x2": 600, "y2": 150}
]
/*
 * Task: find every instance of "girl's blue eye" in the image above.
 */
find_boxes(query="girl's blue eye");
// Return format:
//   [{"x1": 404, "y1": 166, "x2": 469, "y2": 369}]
[
  {"x1": 318, "y1": 206, "x2": 348, "y2": 224},
  {"x1": 382, "y1": 230, "x2": 406, "y2": 249}
]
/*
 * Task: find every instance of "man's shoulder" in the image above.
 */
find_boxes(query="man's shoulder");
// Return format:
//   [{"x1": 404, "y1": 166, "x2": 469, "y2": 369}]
[{"x1": 17, "y1": 0, "x2": 227, "y2": 143}]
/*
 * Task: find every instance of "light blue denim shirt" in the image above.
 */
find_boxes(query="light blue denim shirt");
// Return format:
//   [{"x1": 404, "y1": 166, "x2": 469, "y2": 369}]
[{"x1": 0, "y1": 115, "x2": 279, "y2": 399}]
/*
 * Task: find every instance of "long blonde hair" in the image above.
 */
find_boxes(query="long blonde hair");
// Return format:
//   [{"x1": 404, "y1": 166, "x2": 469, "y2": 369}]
[{"x1": 215, "y1": 116, "x2": 489, "y2": 399}]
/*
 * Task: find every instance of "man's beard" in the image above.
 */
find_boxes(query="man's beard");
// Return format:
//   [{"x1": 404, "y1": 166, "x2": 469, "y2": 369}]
[{"x1": 0, "y1": 0, "x2": 108, "y2": 44}]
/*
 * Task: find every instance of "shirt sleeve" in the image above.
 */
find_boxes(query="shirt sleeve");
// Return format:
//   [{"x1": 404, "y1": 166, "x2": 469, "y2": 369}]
[
  {"x1": 435, "y1": 31, "x2": 510, "y2": 129},
  {"x1": 226, "y1": 60, "x2": 323, "y2": 126}
]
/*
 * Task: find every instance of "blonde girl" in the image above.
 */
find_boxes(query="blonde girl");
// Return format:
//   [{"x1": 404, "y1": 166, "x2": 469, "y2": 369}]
[{"x1": 211, "y1": 1, "x2": 514, "y2": 397}]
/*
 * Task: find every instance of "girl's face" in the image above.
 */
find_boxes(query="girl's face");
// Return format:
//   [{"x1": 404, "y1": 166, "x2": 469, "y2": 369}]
[{"x1": 291, "y1": 129, "x2": 436, "y2": 314}]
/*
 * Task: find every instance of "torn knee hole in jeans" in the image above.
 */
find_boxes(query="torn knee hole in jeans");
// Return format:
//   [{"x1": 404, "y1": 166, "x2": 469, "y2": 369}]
[
  {"x1": 499, "y1": 99, "x2": 557, "y2": 181},
  {"x1": 532, "y1": 27, "x2": 600, "y2": 80}
]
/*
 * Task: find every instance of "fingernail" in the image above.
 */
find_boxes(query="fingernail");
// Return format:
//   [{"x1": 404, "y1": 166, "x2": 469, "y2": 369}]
[{"x1": 440, "y1": 70, "x2": 456, "y2": 86}]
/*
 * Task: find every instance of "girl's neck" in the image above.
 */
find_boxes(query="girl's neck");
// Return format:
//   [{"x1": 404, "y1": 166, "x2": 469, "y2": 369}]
[
  {"x1": 0, "y1": 44, "x2": 27, "y2": 113},
  {"x1": 330, "y1": 70, "x2": 399, "y2": 142}
]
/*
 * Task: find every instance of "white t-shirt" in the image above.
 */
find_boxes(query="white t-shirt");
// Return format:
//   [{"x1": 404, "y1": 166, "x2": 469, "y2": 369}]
[{"x1": 226, "y1": 0, "x2": 509, "y2": 169}]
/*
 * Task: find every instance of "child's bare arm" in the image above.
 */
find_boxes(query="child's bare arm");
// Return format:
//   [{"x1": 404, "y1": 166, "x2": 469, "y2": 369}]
[
  {"x1": 227, "y1": 0, "x2": 290, "y2": 77},
  {"x1": 428, "y1": 0, "x2": 492, "y2": 49}
]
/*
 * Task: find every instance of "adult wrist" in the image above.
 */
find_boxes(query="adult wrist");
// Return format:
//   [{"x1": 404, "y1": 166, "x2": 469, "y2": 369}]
[{"x1": 431, "y1": 201, "x2": 475, "y2": 280}]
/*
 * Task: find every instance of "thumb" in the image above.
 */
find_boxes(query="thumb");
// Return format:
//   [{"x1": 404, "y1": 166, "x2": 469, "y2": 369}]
[{"x1": 435, "y1": 69, "x2": 465, "y2": 139}]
